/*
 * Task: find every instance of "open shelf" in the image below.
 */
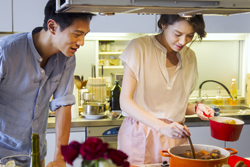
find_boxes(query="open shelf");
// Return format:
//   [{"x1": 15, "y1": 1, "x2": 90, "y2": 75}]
[
  {"x1": 98, "y1": 66, "x2": 123, "y2": 69},
  {"x1": 99, "y1": 52, "x2": 123, "y2": 55}
]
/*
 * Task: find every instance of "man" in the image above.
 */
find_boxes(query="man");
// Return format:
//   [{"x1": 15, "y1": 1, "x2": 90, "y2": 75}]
[{"x1": 0, "y1": 0, "x2": 95, "y2": 166}]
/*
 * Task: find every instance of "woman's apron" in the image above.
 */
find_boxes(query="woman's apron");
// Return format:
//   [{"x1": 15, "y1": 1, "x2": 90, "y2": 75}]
[{"x1": 117, "y1": 117, "x2": 188, "y2": 165}]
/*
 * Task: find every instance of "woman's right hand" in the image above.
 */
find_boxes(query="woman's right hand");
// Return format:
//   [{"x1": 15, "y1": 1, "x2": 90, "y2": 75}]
[{"x1": 159, "y1": 122, "x2": 191, "y2": 139}]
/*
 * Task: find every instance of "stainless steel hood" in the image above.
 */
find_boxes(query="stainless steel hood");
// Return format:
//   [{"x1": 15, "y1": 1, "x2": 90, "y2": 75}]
[{"x1": 56, "y1": 0, "x2": 250, "y2": 15}]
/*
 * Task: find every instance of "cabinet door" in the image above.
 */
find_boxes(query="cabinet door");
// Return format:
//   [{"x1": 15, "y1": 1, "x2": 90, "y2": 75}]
[
  {"x1": 90, "y1": 14, "x2": 156, "y2": 33},
  {"x1": 188, "y1": 126, "x2": 225, "y2": 148},
  {"x1": 0, "y1": 0, "x2": 12, "y2": 32},
  {"x1": 45, "y1": 128, "x2": 85, "y2": 167},
  {"x1": 204, "y1": 14, "x2": 250, "y2": 33},
  {"x1": 13, "y1": 0, "x2": 47, "y2": 32},
  {"x1": 74, "y1": 40, "x2": 97, "y2": 79},
  {"x1": 226, "y1": 124, "x2": 250, "y2": 157}
]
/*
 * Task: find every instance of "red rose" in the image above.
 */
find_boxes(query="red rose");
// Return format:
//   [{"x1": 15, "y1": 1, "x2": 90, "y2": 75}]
[
  {"x1": 105, "y1": 148, "x2": 129, "y2": 166},
  {"x1": 122, "y1": 161, "x2": 130, "y2": 167},
  {"x1": 80, "y1": 137, "x2": 108, "y2": 160},
  {"x1": 61, "y1": 141, "x2": 81, "y2": 165}
]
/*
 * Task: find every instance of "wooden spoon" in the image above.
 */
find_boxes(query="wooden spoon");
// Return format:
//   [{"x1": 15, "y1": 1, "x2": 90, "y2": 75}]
[
  {"x1": 180, "y1": 122, "x2": 196, "y2": 159},
  {"x1": 186, "y1": 135, "x2": 196, "y2": 159}
]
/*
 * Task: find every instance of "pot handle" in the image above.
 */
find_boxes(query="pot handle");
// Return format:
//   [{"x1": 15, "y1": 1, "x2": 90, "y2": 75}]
[
  {"x1": 224, "y1": 148, "x2": 238, "y2": 155},
  {"x1": 160, "y1": 150, "x2": 171, "y2": 157}
]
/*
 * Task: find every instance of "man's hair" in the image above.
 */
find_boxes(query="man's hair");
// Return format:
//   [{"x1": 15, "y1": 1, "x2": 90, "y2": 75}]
[{"x1": 43, "y1": 0, "x2": 95, "y2": 31}]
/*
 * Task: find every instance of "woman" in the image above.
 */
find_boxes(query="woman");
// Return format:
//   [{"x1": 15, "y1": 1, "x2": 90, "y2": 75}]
[{"x1": 118, "y1": 14, "x2": 214, "y2": 165}]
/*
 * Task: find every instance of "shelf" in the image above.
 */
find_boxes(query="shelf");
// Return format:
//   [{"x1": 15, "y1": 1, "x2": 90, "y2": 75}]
[
  {"x1": 98, "y1": 66, "x2": 124, "y2": 69},
  {"x1": 99, "y1": 52, "x2": 123, "y2": 55}
]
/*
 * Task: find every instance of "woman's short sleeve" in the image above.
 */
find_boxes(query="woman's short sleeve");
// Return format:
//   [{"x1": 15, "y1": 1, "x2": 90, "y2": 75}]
[{"x1": 119, "y1": 38, "x2": 143, "y2": 80}]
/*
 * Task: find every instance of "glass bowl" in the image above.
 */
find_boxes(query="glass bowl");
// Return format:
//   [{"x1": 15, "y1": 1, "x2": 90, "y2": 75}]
[{"x1": 0, "y1": 155, "x2": 30, "y2": 167}]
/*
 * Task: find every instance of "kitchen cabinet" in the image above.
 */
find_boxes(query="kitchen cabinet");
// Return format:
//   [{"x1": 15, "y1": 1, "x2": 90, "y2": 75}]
[
  {"x1": 13, "y1": 0, "x2": 47, "y2": 32},
  {"x1": 45, "y1": 128, "x2": 85, "y2": 167},
  {"x1": 204, "y1": 14, "x2": 250, "y2": 33},
  {"x1": 156, "y1": 14, "x2": 250, "y2": 33},
  {"x1": 90, "y1": 14, "x2": 156, "y2": 33},
  {"x1": 0, "y1": 0, "x2": 12, "y2": 32},
  {"x1": 74, "y1": 40, "x2": 97, "y2": 80}
]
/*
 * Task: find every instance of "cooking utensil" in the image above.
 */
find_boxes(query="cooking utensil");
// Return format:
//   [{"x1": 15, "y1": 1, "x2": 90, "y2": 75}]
[
  {"x1": 160, "y1": 144, "x2": 237, "y2": 167},
  {"x1": 74, "y1": 75, "x2": 82, "y2": 89},
  {"x1": 186, "y1": 136, "x2": 196, "y2": 159},
  {"x1": 179, "y1": 122, "x2": 195, "y2": 159},
  {"x1": 209, "y1": 116, "x2": 244, "y2": 141},
  {"x1": 81, "y1": 102, "x2": 105, "y2": 115}
]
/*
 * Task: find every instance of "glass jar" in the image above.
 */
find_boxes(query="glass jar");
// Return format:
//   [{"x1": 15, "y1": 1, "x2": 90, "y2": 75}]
[
  {"x1": 106, "y1": 41, "x2": 111, "y2": 52},
  {"x1": 101, "y1": 41, "x2": 106, "y2": 52}
]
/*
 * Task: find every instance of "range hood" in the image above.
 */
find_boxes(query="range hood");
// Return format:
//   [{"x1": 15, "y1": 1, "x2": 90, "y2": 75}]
[{"x1": 56, "y1": 0, "x2": 250, "y2": 16}]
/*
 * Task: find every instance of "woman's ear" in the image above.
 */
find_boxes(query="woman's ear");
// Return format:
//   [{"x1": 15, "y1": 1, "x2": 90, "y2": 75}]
[
  {"x1": 161, "y1": 24, "x2": 166, "y2": 29},
  {"x1": 47, "y1": 19, "x2": 58, "y2": 35}
]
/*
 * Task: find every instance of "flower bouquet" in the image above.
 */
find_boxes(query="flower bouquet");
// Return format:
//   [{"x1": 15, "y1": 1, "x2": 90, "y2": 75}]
[{"x1": 61, "y1": 137, "x2": 130, "y2": 167}]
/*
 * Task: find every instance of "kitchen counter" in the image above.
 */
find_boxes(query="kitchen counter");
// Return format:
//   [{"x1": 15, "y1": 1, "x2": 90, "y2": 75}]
[{"x1": 47, "y1": 112, "x2": 250, "y2": 129}]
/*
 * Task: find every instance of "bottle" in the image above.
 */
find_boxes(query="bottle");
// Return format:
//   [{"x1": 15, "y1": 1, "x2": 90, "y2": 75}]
[
  {"x1": 30, "y1": 133, "x2": 42, "y2": 167},
  {"x1": 230, "y1": 76, "x2": 237, "y2": 105},
  {"x1": 110, "y1": 80, "x2": 121, "y2": 111},
  {"x1": 214, "y1": 87, "x2": 223, "y2": 105}
]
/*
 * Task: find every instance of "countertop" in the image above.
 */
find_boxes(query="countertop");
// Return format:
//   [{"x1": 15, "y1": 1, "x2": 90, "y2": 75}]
[{"x1": 47, "y1": 112, "x2": 250, "y2": 129}]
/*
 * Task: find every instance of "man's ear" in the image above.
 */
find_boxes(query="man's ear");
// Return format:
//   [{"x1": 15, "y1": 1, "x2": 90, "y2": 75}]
[{"x1": 47, "y1": 19, "x2": 58, "y2": 35}]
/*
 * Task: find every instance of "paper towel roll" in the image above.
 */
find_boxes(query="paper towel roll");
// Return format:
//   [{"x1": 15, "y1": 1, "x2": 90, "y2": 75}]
[{"x1": 71, "y1": 86, "x2": 79, "y2": 119}]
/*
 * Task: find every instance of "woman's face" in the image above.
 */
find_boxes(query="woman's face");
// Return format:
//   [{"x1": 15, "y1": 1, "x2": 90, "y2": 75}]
[{"x1": 162, "y1": 20, "x2": 195, "y2": 52}]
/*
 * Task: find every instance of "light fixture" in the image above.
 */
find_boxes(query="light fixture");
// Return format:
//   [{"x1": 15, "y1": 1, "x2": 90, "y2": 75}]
[
  {"x1": 99, "y1": 12, "x2": 115, "y2": 16},
  {"x1": 179, "y1": 13, "x2": 195, "y2": 18}
]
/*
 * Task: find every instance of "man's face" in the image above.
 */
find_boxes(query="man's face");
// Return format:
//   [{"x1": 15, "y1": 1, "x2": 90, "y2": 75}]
[{"x1": 54, "y1": 18, "x2": 90, "y2": 57}]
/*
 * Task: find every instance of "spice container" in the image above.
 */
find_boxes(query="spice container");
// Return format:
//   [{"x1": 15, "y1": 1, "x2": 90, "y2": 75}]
[
  {"x1": 99, "y1": 56, "x2": 106, "y2": 66},
  {"x1": 109, "y1": 56, "x2": 119, "y2": 66},
  {"x1": 106, "y1": 41, "x2": 111, "y2": 52},
  {"x1": 101, "y1": 41, "x2": 106, "y2": 52}
]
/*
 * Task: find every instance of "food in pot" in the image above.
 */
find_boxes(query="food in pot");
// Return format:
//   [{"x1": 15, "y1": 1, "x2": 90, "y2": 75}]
[
  {"x1": 223, "y1": 119, "x2": 236, "y2": 125},
  {"x1": 210, "y1": 149, "x2": 221, "y2": 159},
  {"x1": 178, "y1": 149, "x2": 224, "y2": 159}
]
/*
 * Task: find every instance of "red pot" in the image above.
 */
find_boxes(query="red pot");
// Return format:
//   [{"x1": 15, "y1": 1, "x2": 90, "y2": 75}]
[
  {"x1": 160, "y1": 144, "x2": 237, "y2": 167},
  {"x1": 209, "y1": 116, "x2": 244, "y2": 141}
]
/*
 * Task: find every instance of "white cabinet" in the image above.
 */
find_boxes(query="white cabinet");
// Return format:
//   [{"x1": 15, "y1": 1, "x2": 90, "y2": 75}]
[
  {"x1": 13, "y1": 0, "x2": 47, "y2": 32},
  {"x1": 96, "y1": 40, "x2": 132, "y2": 83},
  {"x1": 74, "y1": 40, "x2": 97, "y2": 80},
  {"x1": 90, "y1": 14, "x2": 156, "y2": 33},
  {"x1": 0, "y1": 0, "x2": 12, "y2": 32},
  {"x1": 204, "y1": 14, "x2": 250, "y2": 33},
  {"x1": 45, "y1": 128, "x2": 85, "y2": 167}
]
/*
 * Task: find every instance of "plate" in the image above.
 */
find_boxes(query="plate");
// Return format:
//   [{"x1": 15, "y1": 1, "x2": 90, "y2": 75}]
[{"x1": 80, "y1": 112, "x2": 106, "y2": 120}]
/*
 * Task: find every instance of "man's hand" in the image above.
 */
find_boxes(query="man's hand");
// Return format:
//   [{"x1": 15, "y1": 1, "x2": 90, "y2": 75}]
[{"x1": 46, "y1": 160, "x2": 67, "y2": 167}]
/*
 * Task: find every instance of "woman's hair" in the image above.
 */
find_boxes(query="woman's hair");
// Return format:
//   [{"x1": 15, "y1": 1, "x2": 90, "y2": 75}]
[
  {"x1": 158, "y1": 14, "x2": 207, "y2": 41},
  {"x1": 43, "y1": 0, "x2": 95, "y2": 32}
]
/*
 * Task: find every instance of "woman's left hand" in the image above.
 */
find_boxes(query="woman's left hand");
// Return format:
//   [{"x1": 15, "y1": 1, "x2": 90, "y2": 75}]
[{"x1": 196, "y1": 103, "x2": 215, "y2": 121}]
